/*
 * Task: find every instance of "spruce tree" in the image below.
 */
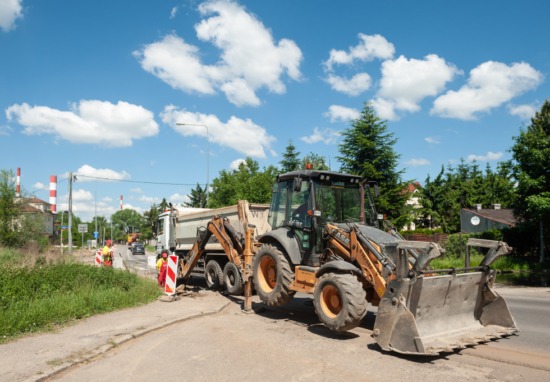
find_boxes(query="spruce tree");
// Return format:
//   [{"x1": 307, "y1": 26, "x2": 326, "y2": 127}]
[
  {"x1": 279, "y1": 140, "x2": 301, "y2": 173},
  {"x1": 337, "y1": 103, "x2": 410, "y2": 227}
]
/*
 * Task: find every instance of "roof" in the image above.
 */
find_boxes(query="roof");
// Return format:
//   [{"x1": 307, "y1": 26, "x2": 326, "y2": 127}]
[
  {"x1": 403, "y1": 182, "x2": 422, "y2": 194},
  {"x1": 278, "y1": 170, "x2": 361, "y2": 183},
  {"x1": 24, "y1": 197, "x2": 49, "y2": 205},
  {"x1": 463, "y1": 208, "x2": 516, "y2": 227},
  {"x1": 20, "y1": 204, "x2": 43, "y2": 213}
]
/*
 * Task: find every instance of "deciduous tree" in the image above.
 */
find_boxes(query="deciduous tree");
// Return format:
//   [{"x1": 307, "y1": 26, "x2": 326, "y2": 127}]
[{"x1": 511, "y1": 100, "x2": 550, "y2": 262}]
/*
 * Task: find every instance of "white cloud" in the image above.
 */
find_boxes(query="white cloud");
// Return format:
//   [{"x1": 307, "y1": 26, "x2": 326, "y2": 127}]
[
  {"x1": 324, "y1": 33, "x2": 395, "y2": 71},
  {"x1": 139, "y1": 194, "x2": 161, "y2": 204},
  {"x1": 170, "y1": 6, "x2": 179, "y2": 19},
  {"x1": 324, "y1": 105, "x2": 360, "y2": 122},
  {"x1": 467, "y1": 151, "x2": 503, "y2": 162},
  {"x1": 0, "y1": 124, "x2": 12, "y2": 136},
  {"x1": 508, "y1": 103, "x2": 537, "y2": 120},
  {"x1": 325, "y1": 73, "x2": 372, "y2": 96},
  {"x1": 160, "y1": 105, "x2": 276, "y2": 158},
  {"x1": 375, "y1": 54, "x2": 460, "y2": 119},
  {"x1": 431, "y1": 61, "x2": 543, "y2": 120},
  {"x1": 301, "y1": 127, "x2": 340, "y2": 145},
  {"x1": 57, "y1": 188, "x2": 120, "y2": 222},
  {"x1": 71, "y1": 165, "x2": 131, "y2": 182},
  {"x1": 32, "y1": 182, "x2": 45, "y2": 190},
  {"x1": 135, "y1": 0, "x2": 302, "y2": 107},
  {"x1": 425, "y1": 136, "x2": 441, "y2": 144},
  {"x1": 405, "y1": 158, "x2": 431, "y2": 167},
  {"x1": 168, "y1": 192, "x2": 189, "y2": 205},
  {"x1": 0, "y1": 0, "x2": 23, "y2": 32},
  {"x1": 6, "y1": 100, "x2": 159, "y2": 147},
  {"x1": 370, "y1": 97, "x2": 398, "y2": 121},
  {"x1": 230, "y1": 158, "x2": 246, "y2": 170}
]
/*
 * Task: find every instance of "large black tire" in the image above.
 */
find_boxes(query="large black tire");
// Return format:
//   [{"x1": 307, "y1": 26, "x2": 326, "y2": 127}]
[
  {"x1": 252, "y1": 244, "x2": 296, "y2": 307},
  {"x1": 313, "y1": 273, "x2": 367, "y2": 332},
  {"x1": 223, "y1": 262, "x2": 243, "y2": 295},
  {"x1": 205, "y1": 260, "x2": 224, "y2": 290}
]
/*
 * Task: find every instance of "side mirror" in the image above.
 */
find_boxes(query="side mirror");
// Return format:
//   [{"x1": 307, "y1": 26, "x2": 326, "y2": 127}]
[{"x1": 293, "y1": 177, "x2": 302, "y2": 192}]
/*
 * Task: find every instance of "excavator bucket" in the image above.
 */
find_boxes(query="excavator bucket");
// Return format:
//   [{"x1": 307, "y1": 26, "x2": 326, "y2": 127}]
[{"x1": 373, "y1": 240, "x2": 518, "y2": 355}]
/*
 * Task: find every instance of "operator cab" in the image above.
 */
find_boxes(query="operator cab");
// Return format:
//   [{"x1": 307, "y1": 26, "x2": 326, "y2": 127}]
[{"x1": 268, "y1": 169, "x2": 369, "y2": 265}]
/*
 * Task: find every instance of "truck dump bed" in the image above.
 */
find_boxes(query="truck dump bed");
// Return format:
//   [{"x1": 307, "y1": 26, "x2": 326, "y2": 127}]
[{"x1": 174, "y1": 203, "x2": 270, "y2": 251}]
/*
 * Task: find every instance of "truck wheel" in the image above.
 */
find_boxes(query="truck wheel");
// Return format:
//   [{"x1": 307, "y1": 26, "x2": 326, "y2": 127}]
[
  {"x1": 223, "y1": 262, "x2": 243, "y2": 295},
  {"x1": 253, "y1": 244, "x2": 295, "y2": 307},
  {"x1": 205, "y1": 260, "x2": 224, "y2": 290},
  {"x1": 313, "y1": 273, "x2": 367, "y2": 332}
]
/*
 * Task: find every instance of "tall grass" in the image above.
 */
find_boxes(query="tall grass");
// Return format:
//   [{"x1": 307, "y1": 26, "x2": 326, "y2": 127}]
[{"x1": 0, "y1": 247, "x2": 161, "y2": 343}]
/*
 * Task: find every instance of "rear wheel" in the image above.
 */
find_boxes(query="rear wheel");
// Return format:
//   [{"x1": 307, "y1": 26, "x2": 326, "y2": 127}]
[
  {"x1": 252, "y1": 244, "x2": 295, "y2": 306},
  {"x1": 205, "y1": 260, "x2": 224, "y2": 290},
  {"x1": 313, "y1": 273, "x2": 367, "y2": 332},
  {"x1": 223, "y1": 262, "x2": 243, "y2": 295}
]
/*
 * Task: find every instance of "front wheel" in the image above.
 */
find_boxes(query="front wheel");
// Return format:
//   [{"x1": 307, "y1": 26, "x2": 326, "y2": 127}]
[
  {"x1": 252, "y1": 244, "x2": 295, "y2": 306},
  {"x1": 313, "y1": 273, "x2": 367, "y2": 332}
]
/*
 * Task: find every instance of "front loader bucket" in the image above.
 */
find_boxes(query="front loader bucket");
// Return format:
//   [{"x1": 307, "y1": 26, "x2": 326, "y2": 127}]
[{"x1": 372, "y1": 241, "x2": 517, "y2": 355}]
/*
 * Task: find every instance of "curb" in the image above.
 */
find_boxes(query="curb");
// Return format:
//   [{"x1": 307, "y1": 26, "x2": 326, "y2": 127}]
[{"x1": 31, "y1": 300, "x2": 231, "y2": 382}]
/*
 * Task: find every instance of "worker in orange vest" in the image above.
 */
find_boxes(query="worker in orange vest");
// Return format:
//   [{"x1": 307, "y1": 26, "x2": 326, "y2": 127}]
[
  {"x1": 157, "y1": 250, "x2": 168, "y2": 287},
  {"x1": 102, "y1": 240, "x2": 114, "y2": 267}
]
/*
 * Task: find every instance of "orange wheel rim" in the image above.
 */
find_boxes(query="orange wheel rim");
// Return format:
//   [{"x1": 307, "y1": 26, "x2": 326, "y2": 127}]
[
  {"x1": 320, "y1": 284, "x2": 341, "y2": 318},
  {"x1": 258, "y1": 256, "x2": 277, "y2": 292}
]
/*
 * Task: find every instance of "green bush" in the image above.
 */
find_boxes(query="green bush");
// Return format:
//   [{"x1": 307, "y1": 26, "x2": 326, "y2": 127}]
[
  {"x1": 399, "y1": 227, "x2": 443, "y2": 236},
  {"x1": 0, "y1": 262, "x2": 161, "y2": 342}
]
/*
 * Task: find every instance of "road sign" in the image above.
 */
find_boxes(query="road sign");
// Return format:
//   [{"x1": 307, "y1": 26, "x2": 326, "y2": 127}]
[
  {"x1": 78, "y1": 224, "x2": 88, "y2": 233},
  {"x1": 61, "y1": 225, "x2": 68, "y2": 229},
  {"x1": 93, "y1": 231, "x2": 99, "y2": 239}
]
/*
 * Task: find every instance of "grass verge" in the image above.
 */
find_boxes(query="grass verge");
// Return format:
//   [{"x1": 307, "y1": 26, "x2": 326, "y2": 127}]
[{"x1": 0, "y1": 247, "x2": 161, "y2": 343}]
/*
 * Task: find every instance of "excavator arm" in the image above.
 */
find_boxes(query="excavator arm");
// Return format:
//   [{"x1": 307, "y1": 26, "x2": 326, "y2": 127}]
[
  {"x1": 324, "y1": 223, "x2": 390, "y2": 304},
  {"x1": 177, "y1": 215, "x2": 244, "y2": 282}
]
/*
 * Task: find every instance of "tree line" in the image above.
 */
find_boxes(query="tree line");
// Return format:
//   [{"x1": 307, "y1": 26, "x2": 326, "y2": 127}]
[{"x1": 1, "y1": 101, "x2": 548, "y2": 260}]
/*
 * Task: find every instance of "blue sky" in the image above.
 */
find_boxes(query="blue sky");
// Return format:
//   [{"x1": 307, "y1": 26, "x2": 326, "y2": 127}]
[{"x1": 1, "y1": 0, "x2": 548, "y2": 222}]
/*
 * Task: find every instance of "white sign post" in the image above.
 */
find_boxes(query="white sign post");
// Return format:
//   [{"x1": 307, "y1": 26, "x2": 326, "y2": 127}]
[{"x1": 77, "y1": 224, "x2": 88, "y2": 252}]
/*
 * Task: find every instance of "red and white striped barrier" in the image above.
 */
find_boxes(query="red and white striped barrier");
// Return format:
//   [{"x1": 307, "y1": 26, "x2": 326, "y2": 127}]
[
  {"x1": 164, "y1": 255, "x2": 178, "y2": 295},
  {"x1": 95, "y1": 250, "x2": 102, "y2": 266}
]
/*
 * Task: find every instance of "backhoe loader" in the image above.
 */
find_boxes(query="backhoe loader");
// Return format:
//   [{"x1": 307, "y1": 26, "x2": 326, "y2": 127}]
[{"x1": 175, "y1": 169, "x2": 518, "y2": 355}]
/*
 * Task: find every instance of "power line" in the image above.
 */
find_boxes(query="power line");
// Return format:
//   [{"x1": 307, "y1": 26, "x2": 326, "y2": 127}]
[{"x1": 74, "y1": 174, "x2": 202, "y2": 186}]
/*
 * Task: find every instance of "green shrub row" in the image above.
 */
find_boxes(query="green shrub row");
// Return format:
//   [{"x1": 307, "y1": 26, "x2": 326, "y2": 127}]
[{"x1": 0, "y1": 263, "x2": 161, "y2": 342}]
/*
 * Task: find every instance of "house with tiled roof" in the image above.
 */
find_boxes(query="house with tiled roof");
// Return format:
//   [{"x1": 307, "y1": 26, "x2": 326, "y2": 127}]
[
  {"x1": 18, "y1": 197, "x2": 55, "y2": 236},
  {"x1": 460, "y1": 204, "x2": 516, "y2": 233},
  {"x1": 403, "y1": 182, "x2": 423, "y2": 230}
]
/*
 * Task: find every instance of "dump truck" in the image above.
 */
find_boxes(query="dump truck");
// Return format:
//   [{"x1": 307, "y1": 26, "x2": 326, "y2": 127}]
[
  {"x1": 155, "y1": 203, "x2": 270, "y2": 292},
  {"x1": 164, "y1": 169, "x2": 518, "y2": 355}
]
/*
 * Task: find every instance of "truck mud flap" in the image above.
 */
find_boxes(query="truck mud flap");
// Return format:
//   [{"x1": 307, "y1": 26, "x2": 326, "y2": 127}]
[{"x1": 372, "y1": 272, "x2": 518, "y2": 355}]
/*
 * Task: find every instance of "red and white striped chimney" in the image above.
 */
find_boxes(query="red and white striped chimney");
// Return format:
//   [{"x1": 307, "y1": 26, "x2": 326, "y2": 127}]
[
  {"x1": 120, "y1": 195, "x2": 123, "y2": 210},
  {"x1": 16, "y1": 167, "x2": 21, "y2": 198},
  {"x1": 49, "y1": 175, "x2": 57, "y2": 214}
]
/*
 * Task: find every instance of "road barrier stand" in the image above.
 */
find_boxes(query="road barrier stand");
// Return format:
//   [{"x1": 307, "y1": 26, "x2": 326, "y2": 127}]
[
  {"x1": 165, "y1": 255, "x2": 178, "y2": 295},
  {"x1": 95, "y1": 250, "x2": 102, "y2": 266}
]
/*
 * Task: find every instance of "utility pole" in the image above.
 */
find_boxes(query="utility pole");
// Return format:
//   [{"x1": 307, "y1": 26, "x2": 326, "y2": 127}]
[{"x1": 68, "y1": 172, "x2": 73, "y2": 254}]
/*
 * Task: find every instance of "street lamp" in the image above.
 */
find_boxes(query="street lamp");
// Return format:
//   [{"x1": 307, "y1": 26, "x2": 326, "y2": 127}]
[{"x1": 176, "y1": 122, "x2": 209, "y2": 205}]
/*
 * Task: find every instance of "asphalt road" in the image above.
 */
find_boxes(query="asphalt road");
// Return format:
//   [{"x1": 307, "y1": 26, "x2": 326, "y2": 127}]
[{"x1": 47, "y1": 285, "x2": 550, "y2": 382}]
